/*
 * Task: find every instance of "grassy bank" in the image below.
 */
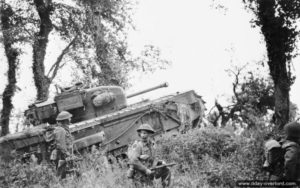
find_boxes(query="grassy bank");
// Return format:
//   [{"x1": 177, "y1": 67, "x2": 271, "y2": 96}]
[{"x1": 0, "y1": 127, "x2": 267, "y2": 188}]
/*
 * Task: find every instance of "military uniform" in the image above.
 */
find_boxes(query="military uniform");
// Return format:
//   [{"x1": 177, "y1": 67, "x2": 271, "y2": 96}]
[
  {"x1": 282, "y1": 140, "x2": 300, "y2": 181},
  {"x1": 127, "y1": 124, "x2": 171, "y2": 187},
  {"x1": 263, "y1": 139, "x2": 284, "y2": 180},
  {"x1": 49, "y1": 111, "x2": 74, "y2": 179},
  {"x1": 52, "y1": 125, "x2": 74, "y2": 178},
  {"x1": 282, "y1": 121, "x2": 300, "y2": 181}
]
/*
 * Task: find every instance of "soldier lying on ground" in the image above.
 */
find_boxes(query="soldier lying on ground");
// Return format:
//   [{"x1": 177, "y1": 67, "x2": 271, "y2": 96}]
[{"x1": 127, "y1": 123, "x2": 172, "y2": 187}]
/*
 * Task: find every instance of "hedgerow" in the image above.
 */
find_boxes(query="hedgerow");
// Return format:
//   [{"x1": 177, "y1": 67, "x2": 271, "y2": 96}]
[
  {"x1": 0, "y1": 126, "x2": 267, "y2": 188},
  {"x1": 155, "y1": 127, "x2": 267, "y2": 187}
]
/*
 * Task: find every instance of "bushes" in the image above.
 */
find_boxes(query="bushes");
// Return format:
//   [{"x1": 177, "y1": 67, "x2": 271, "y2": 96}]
[
  {"x1": 156, "y1": 128, "x2": 238, "y2": 165},
  {"x1": 0, "y1": 151, "x2": 132, "y2": 188},
  {"x1": 155, "y1": 127, "x2": 267, "y2": 187},
  {"x1": 0, "y1": 126, "x2": 267, "y2": 188},
  {"x1": 0, "y1": 160, "x2": 57, "y2": 188}
]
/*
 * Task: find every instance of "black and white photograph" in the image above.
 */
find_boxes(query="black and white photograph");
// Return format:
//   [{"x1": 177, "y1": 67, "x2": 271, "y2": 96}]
[{"x1": 0, "y1": 0, "x2": 300, "y2": 187}]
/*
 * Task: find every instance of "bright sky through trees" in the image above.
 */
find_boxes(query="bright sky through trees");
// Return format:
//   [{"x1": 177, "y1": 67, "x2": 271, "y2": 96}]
[
  {"x1": 0, "y1": 0, "x2": 299, "y2": 118},
  {"x1": 126, "y1": 0, "x2": 300, "y2": 111}
]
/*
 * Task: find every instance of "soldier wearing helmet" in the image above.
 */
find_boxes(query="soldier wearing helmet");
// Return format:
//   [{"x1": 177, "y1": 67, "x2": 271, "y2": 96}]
[
  {"x1": 127, "y1": 123, "x2": 171, "y2": 187},
  {"x1": 51, "y1": 111, "x2": 74, "y2": 179},
  {"x1": 282, "y1": 121, "x2": 300, "y2": 181}
]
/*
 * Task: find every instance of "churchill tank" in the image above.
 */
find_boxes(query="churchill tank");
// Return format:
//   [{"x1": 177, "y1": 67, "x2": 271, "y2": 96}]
[{"x1": 0, "y1": 82, "x2": 206, "y2": 162}]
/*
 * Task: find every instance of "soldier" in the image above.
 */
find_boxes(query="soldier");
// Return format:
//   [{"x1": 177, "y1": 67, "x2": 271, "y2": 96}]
[
  {"x1": 263, "y1": 134, "x2": 284, "y2": 180},
  {"x1": 50, "y1": 111, "x2": 74, "y2": 179},
  {"x1": 127, "y1": 123, "x2": 171, "y2": 187},
  {"x1": 282, "y1": 121, "x2": 300, "y2": 181}
]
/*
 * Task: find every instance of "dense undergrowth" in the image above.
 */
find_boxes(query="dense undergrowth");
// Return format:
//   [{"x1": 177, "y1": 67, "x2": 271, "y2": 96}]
[
  {"x1": 0, "y1": 126, "x2": 267, "y2": 188},
  {"x1": 155, "y1": 127, "x2": 267, "y2": 187}
]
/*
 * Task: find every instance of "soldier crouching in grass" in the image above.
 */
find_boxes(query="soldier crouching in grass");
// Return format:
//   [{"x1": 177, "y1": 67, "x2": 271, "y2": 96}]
[{"x1": 127, "y1": 123, "x2": 172, "y2": 188}]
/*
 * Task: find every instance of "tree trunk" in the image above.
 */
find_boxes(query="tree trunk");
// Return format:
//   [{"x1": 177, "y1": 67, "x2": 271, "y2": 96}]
[
  {"x1": 269, "y1": 59, "x2": 290, "y2": 129},
  {"x1": 85, "y1": 0, "x2": 121, "y2": 86},
  {"x1": 273, "y1": 79, "x2": 289, "y2": 129},
  {"x1": 0, "y1": 4, "x2": 19, "y2": 136},
  {"x1": 32, "y1": 0, "x2": 53, "y2": 101},
  {"x1": 257, "y1": 0, "x2": 291, "y2": 129}
]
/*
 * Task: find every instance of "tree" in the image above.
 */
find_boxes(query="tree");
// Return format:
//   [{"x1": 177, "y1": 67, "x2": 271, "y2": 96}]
[
  {"x1": 31, "y1": 0, "x2": 85, "y2": 101},
  {"x1": 31, "y1": 0, "x2": 54, "y2": 101},
  {"x1": 242, "y1": 0, "x2": 300, "y2": 129},
  {"x1": 0, "y1": 2, "x2": 20, "y2": 135},
  {"x1": 19, "y1": 0, "x2": 168, "y2": 100},
  {"x1": 0, "y1": 1, "x2": 85, "y2": 101},
  {"x1": 208, "y1": 65, "x2": 275, "y2": 129},
  {"x1": 2, "y1": 0, "x2": 170, "y2": 112},
  {"x1": 0, "y1": 0, "x2": 169, "y2": 133},
  {"x1": 0, "y1": 0, "x2": 89, "y2": 133},
  {"x1": 74, "y1": 0, "x2": 134, "y2": 87},
  {"x1": 68, "y1": 0, "x2": 170, "y2": 88},
  {"x1": 70, "y1": 44, "x2": 171, "y2": 89}
]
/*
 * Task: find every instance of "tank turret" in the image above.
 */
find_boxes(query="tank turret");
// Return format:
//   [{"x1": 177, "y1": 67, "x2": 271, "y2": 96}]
[{"x1": 25, "y1": 82, "x2": 169, "y2": 126}]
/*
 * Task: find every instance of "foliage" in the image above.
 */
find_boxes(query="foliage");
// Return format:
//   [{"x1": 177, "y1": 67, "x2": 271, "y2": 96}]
[
  {"x1": 0, "y1": 2, "x2": 21, "y2": 135},
  {"x1": 0, "y1": 0, "x2": 87, "y2": 101},
  {"x1": 155, "y1": 127, "x2": 266, "y2": 187},
  {"x1": 0, "y1": 126, "x2": 267, "y2": 188},
  {"x1": 70, "y1": 44, "x2": 171, "y2": 89},
  {"x1": 208, "y1": 64, "x2": 298, "y2": 129},
  {"x1": 71, "y1": 0, "x2": 170, "y2": 88},
  {"x1": 0, "y1": 0, "x2": 86, "y2": 133},
  {"x1": 0, "y1": 0, "x2": 170, "y2": 133},
  {"x1": 1, "y1": 0, "x2": 170, "y2": 101},
  {"x1": 134, "y1": 45, "x2": 171, "y2": 74},
  {"x1": 75, "y1": 0, "x2": 135, "y2": 87},
  {"x1": 242, "y1": 0, "x2": 300, "y2": 128},
  {"x1": 208, "y1": 65, "x2": 275, "y2": 128},
  {"x1": 0, "y1": 150, "x2": 131, "y2": 188},
  {"x1": 0, "y1": 159, "x2": 57, "y2": 187},
  {"x1": 243, "y1": 0, "x2": 299, "y2": 88}
]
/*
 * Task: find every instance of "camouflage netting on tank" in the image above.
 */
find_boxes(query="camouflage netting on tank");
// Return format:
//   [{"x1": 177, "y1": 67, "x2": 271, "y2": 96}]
[{"x1": 176, "y1": 103, "x2": 192, "y2": 133}]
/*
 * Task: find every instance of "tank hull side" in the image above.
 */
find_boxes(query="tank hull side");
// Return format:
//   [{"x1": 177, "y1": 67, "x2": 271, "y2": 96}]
[
  {"x1": 0, "y1": 90, "x2": 205, "y2": 160},
  {"x1": 71, "y1": 90, "x2": 205, "y2": 155}
]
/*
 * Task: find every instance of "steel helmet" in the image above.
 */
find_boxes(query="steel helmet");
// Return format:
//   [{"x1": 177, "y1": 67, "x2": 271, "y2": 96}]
[
  {"x1": 284, "y1": 121, "x2": 300, "y2": 138},
  {"x1": 265, "y1": 139, "x2": 281, "y2": 151},
  {"x1": 56, "y1": 111, "x2": 73, "y2": 121},
  {"x1": 137, "y1": 123, "x2": 155, "y2": 134}
]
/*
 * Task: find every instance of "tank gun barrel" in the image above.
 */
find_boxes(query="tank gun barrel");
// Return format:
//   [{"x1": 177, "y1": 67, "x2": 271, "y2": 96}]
[{"x1": 127, "y1": 82, "x2": 169, "y2": 98}]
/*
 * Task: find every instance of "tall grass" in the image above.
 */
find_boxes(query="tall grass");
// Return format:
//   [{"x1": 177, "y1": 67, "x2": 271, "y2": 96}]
[
  {"x1": 155, "y1": 127, "x2": 267, "y2": 187},
  {"x1": 0, "y1": 126, "x2": 267, "y2": 188}
]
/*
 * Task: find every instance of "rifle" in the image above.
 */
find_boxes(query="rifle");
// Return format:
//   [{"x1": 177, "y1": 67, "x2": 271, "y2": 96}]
[
  {"x1": 66, "y1": 156, "x2": 83, "y2": 162},
  {"x1": 150, "y1": 162, "x2": 176, "y2": 171}
]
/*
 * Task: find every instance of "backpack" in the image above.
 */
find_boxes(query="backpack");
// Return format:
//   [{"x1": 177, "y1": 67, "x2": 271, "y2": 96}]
[{"x1": 263, "y1": 139, "x2": 285, "y2": 176}]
